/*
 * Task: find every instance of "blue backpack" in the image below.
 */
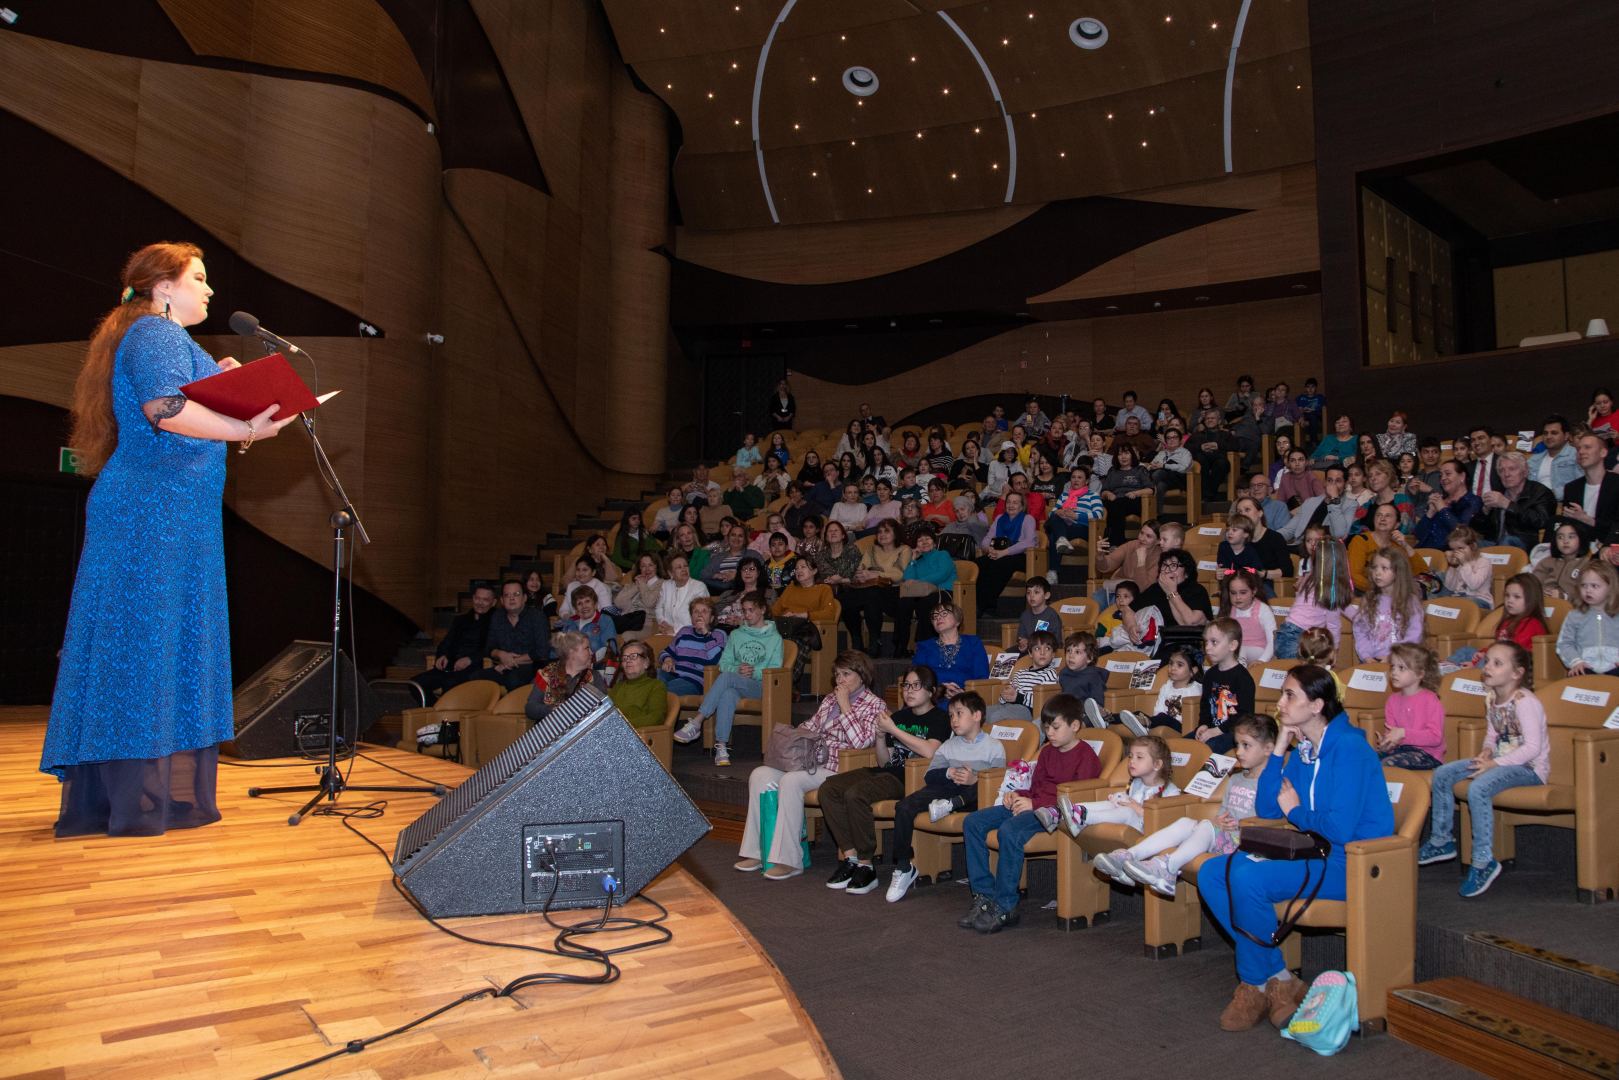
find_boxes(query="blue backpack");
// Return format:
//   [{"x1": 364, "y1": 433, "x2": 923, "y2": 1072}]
[{"x1": 1280, "y1": 970, "x2": 1359, "y2": 1055}]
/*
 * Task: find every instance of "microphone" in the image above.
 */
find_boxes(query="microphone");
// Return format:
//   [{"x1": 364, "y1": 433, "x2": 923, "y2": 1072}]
[{"x1": 229, "y1": 310, "x2": 303, "y2": 354}]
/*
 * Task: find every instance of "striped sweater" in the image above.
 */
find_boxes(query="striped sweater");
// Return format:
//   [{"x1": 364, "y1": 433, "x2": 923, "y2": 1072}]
[{"x1": 660, "y1": 627, "x2": 728, "y2": 684}]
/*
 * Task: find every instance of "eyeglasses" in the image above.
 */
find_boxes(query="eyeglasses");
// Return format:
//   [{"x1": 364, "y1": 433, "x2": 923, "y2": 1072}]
[{"x1": 900, "y1": 680, "x2": 925, "y2": 690}]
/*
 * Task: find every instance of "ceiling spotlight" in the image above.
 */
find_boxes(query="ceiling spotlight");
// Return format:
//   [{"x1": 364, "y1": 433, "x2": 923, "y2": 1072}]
[
  {"x1": 731, "y1": 62, "x2": 739, "y2": 70},
  {"x1": 850, "y1": 139, "x2": 856, "y2": 145},
  {"x1": 1140, "y1": 140, "x2": 1148, "y2": 147},
  {"x1": 810, "y1": 75, "x2": 817, "y2": 82},
  {"x1": 811, "y1": 170, "x2": 818, "y2": 177},
  {"x1": 1164, "y1": 14, "x2": 1172, "y2": 22},
  {"x1": 1070, "y1": 17, "x2": 1108, "y2": 49},
  {"x1": 1059, "y1": 151, "x2": 1066, "y2": 158},
  {"x1": 658, "y1": 27, "x2": 665, "y2": 33},
  {"x1": 665, "y1": 83, "x2": 672, "y2": 90},
  {"x1": 991, "y1": 162, "x2": 999, "y2": 170},
  {"x1": 1106, "y1": 112, "x2": 1114, "y2": 120},
  {"x1": 1149, "y1": 108, "x2": 1156, "y2": 115},
  {"x1": 707, "y1": 91, "x2": 714, "y2": 99},
  {"x1": 973, "y1": 126, "x2": 981, "y2": 134},
  {"x1": 793, "y1": 122, "x2": 800, "y2": 129},
  {"x1": 866, "y1": 187, "x2": 874, "y2": 194},
  {"x1": 941, "y1": 87, "x2": 950, "y2": 95},
  {"x1": 1027, "y1": 12, "x2": 1035, "y2": 18},
  {"x1": 1030, "y1": 112, "x2": 1037, "y2": 118},
  {"x1": 1002, "y1": 38, "x2": 1010, "y2": 45},
  {"x1": 842, "y1": 66, "x2": 879, "y2": 96},
  {"x1": 950, "y1": 172, "x2": 958, "y2": 179},
  {"x1": 916, "y1": 131, "x2": 925, "y2": 138},
  {"x1": 910, "y1": 55, "x2": 917, "y2": 62},
  {"x1": 734, "y1": 118, "x2": 742, "y2": 125},
  {"x1": 1211, "y1": 21, "x2": 1219, "y2": 29}
]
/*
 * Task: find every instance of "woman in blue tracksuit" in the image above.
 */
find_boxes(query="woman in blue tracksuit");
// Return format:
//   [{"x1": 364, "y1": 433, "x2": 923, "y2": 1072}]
[{"x1": 1198, "y1": 663, "x2": 1394, "y2": 1032}]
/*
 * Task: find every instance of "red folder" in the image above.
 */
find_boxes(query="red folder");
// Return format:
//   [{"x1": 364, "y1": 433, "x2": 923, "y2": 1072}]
[{"x1": 180, "y1": 352, "x2": 335, "y2": 422}]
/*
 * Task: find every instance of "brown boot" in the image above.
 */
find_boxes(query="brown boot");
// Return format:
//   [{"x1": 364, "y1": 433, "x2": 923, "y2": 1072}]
[
  {"x1": 1219, "y1": 982, "x2": 1268, "y2": 1031},
  {"x1": 1264, "y1": 974, "x2": 1307, "y2": 1028}
]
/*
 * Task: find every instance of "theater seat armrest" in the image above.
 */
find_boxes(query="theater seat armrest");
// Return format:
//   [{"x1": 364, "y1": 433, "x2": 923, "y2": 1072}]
[
  {"x1": 1057, "y1": 779, "x2": 1121, "y2": 802},
  {"x1": 1144, "y1": 794, "x2": 1223, "y2": 830},
  {"x1": 839, "y1": 746, "x2": 879, "y2": 772},
  {"x1": 1344, "y1": 834, "x2": 1413, "y2": 858},
  {"x1": 977, "y1": 768, "x2": 1007, "y2": 806}
]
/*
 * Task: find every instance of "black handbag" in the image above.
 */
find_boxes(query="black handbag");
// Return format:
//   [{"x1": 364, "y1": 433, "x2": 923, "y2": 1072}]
[{"x1": 1224, "y1": 826, "x2": 1332, "y2": 947}]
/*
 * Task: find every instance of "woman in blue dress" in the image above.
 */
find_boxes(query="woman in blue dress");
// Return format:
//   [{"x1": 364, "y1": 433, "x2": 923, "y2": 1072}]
[{"x1": 42, "y1": 242, "x2": 297, "y2": 836}]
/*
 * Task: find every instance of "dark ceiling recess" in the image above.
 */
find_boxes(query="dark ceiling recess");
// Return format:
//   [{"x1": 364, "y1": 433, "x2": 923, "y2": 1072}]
[
  {"x1": 379, "y1": 0, "x2": 551, "y2": 193},
  {"x1": 670, "y1": 195, "x2": 1247, "y2": 328},
  {"x1": 0, "y1": 113, "x2": 365, "y2": 348}
]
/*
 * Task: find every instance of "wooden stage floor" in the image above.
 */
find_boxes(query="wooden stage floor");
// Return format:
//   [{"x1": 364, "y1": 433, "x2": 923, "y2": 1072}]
[{"x1": 0, "y1": 710, "x2": 838, "y2": 1079}]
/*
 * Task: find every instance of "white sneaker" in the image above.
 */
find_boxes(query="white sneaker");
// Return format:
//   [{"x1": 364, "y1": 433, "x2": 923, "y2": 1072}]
[
  {"x1": 1055, "y1": 537, "x2": 1074, "y2": 552},
  {"x1": 1057, "y1": 793, "x2": 1087, "y2": 837},
  {"x1": 886, "y1": 863, "x2": 920, "y2": 903},
  {"x1": 1118, "y1": 710, "x2": 1150, "y2": 738},
  {"x1": 1045, "y1": 570, "x2": 1059, "y2": 586},
  {"x1": 673, "y1": 718, "x2": 703, "y2": 744},
  {"x1": 1091, "y1": 849, "x2": 1137, "y2": 887},
  {"x1": 1083, "y1": 697, "x2": 1106, "y2": 728},
  {"x1": 1124, "y1": 854, "x2": 1179, "y2": 898},
  {"x1": 713, "y1": 741, "x2": 731, "y2": 766},
  {"x1": 928, "y1": 797, "x2": 955, "y2": 822}
]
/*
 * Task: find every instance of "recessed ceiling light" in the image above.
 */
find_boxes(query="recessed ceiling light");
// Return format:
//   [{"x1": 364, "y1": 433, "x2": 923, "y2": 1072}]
[
  {"x1": 1027, "y1": 11, "x2": 1035, "y2": 18},
  {"x1": 707, "y1": 91, "x2": 714, "y2": 99},
  {"x1": 916, "y1": 131, "x2": 925, "y2": 138},
  {"x1": 665, "y1": 83, "x2": 672, "y2": 90},
  {"x1": 1002, "y1": 38, "x2": 1010, "y2": 45},
  {"x1": 839, "y1": 33, "x2": 846, "y2": 41},
  {"x1": 1295, "y1": 84, "x2": 1303, "y2": 90},
  {"x1": 658, "y1": 27, "x2": 665, "y2": 33},
  {"x1": 810, "y1": 170, "x2": 817, "y2": 177},
  {"x1": 1059, "y1": 151, "x2": 1066, "y2": 158},
  {"x1": 1194, "y1": 295, "x2": 1210, "y2": 302},
  {"x1": 865, "y1": 188, "x2": 873, "y2": 194},
  {"x1": 949, "y1": 172, "x2": 958, "y2": 179},
  {"x1": 910, "y1": 55, "x2": 917, "y2": 62},
  {"x1": 1105, "y1": 304, "x2": 1119, "y2": 312},
  {"x1": 973, "y1": 126, "x2": 981, "y2": 134},
  {"x1": 734, "y1": 118, "x2": 742, "y2": 125},
  {"x1": 1164, "y1": 14, "x2": 1172, "y2": 22},
  {"x1": 1291, "y1": 283, "x2": 1308, "y2": 290},
  {"x1": 843, "y1": 66, "x2": 878, "y2": 96},
  {"x1": 991, "y1": 162, "x2": 999, "y2": 170},
  {"x1": 850, "y1": 139, "x2": 856, "y2": 146},
  {"x1": 1211, "y1": 21, "x2": 1218, "y2": 29},
  {"x1": 1029, "y1": 112, "x2": 1037, "y2": 118},
  {"x1": 1140, "y1": 140, "x2": 1148, "y2": 147},
  {"x1": 810, "y1": 75, "x2": 817, "y2": 82},
  {"x1": 1106, "y1": 112, "x2": 1114, "y2": 120},
  {"x1": 731, "y1": 62, "x2": 739, "y2": 70},
  {"x1": 1070, "y1": 17, "x2": 1108, "y2": 49},
  {"x1": 942, "y1": 87, "x2": 950, "y2": 95},
  {"x1": 793, "y1": 122, "x2": 800, "y2": 129}
]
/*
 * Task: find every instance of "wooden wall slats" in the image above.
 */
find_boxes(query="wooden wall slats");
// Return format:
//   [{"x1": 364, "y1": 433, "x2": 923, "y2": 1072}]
[
  {"x1": 1029, "y1": 165, "x2": 1319, "y2": 302},
  {"x1": 0, "y1": 34, "x2": 141, "y2": 173},
  {"x1": 788, "y1": 295, "x2": 1323, "y2": 432},
  {"x1": 133, "y1": 63, "x2": 252, "y2": 251},
  {"x1": 674, "y1": 206, "x2": 1038, "y2": 285}
]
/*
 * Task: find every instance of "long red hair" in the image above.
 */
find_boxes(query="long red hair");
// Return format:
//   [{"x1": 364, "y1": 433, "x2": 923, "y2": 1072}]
[{"x1": 70, "y1": 242, "x2": 203, "y2": 474}]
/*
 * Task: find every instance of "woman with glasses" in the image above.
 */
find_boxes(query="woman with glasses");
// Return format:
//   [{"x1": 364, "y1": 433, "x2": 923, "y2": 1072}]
[
  {"x1": 816, "y1": 666, "x2": 951, "y2": 896},
  {"x1": 913, "y1": 599, "x2": 988, "y2": 699}
]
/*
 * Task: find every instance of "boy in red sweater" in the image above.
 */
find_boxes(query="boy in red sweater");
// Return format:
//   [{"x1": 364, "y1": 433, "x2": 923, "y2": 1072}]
[{"x1": 960, "y1": 694, "x2": 1102, "y2": 933}]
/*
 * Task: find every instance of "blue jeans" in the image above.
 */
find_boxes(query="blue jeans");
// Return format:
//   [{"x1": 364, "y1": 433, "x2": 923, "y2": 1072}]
[
  {"x1": 658, "y1": 671, "x2": 704, "y2": 696},
  {"x1": 1046, "y1": 514, "x2": 1090, "y2": 568},
  {"x1": 1200, "y1": 852, "x2": 1346, "y2": 986},
  {"x1": 1272, "y1": 621, "x2": 1305, "y2": 658},
  {"x1": 1428, "y1": 760, "x2": 1542, "y2": 868},
  {"x1": 964, "y1": 805, "x2": 1046, "y2": 912},
  {"x1": 698, "y1": 671, "x2": 762, "y2": 741}
]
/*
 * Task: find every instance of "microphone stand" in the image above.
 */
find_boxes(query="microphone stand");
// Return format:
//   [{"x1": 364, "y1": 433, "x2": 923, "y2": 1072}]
[{"x1": 247, "y1": 349, "x2": 444, "y2": 824}]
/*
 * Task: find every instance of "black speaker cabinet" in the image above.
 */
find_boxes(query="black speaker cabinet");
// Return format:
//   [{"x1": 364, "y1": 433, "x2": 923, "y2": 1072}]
[
  {"x1": 392, "y1": 684, "x2": 710, "y2": 915},
  {"x1": 225, "y1": 640, "x2": 382, "y2": 759}
]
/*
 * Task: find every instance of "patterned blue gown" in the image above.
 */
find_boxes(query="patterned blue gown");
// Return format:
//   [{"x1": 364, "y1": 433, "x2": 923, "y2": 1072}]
[{"x1": 41, "y1": 315, "x2": 234, "y2": 836}]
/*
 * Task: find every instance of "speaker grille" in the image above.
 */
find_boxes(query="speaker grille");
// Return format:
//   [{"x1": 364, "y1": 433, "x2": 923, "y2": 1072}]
[
  {"x1": 393, "y1": 684, "x2": 609, "y2": 869},
  {"x1": 232, "y1": 642, "x2": 327, "y2": 722}
]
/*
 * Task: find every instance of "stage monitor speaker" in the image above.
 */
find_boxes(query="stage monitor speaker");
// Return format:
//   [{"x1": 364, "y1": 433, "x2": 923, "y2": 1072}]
[
  {"x1": 225, "y1": 640, "x2": 382, "y2": 759},
  {"x1": 391, "y1": 684, "x2": 710, "y2": 915}
]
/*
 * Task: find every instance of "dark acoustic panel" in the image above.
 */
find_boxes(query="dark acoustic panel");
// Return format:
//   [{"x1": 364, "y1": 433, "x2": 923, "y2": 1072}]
[
  {"x1": 225, "y1": 640, "x2": 382, "y2": 759},
  {"x1": 392, "y1": 684, "x2": 710, "y2": 915}
]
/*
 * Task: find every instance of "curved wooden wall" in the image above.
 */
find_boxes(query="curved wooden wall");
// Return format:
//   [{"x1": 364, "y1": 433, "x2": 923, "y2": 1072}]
[{"x1": 0, "y1": 2, "x2": 673, "y2": 623}]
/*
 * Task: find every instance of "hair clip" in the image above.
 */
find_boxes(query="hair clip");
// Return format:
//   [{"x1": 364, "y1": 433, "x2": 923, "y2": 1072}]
[{"x1": 119, "y1": 286, "x2": 135, "y2": 305}]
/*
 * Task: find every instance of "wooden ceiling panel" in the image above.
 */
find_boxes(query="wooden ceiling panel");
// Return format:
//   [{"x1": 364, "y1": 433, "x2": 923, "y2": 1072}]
[
  {"x1": 0, "y1": 34, "x2": 141, "y2": 174},
  {"x1": 759, "y1": 16, "x2": 1003, "y2": 145},
  {"x1": 763, "y1": 116, "x2": 1012, "y2": 224},
  {"x1": 132, "y1": 63, "x2": 251, "y2": 251},
  {"x1": 607, "y1": 0, "x2": 1314, "y2": 227},
  {"x1": 673, "y1": 150, "x2": 777, "y2": 229},
  {"x1": 158, "y1": 0, "x2": 434, "y2": 117}
]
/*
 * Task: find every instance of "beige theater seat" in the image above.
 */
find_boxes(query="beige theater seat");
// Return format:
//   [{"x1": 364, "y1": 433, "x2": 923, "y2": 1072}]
[
  {"x1": 401, "y1": 679, "x2": 503, "y2": 761},
  {"x1": 1454, "y1": 674, "x2": 1619, "y2": 902}
]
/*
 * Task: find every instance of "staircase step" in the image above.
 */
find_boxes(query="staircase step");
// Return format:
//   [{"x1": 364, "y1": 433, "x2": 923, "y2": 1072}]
[{"x1": 1389, "y1": 976, "x2": 1618, "y2": 1079}]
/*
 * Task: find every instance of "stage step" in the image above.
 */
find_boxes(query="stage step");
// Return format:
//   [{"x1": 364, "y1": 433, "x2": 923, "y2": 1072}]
[{"x1": 1389, "y1": 976, "x2": 1618, "y2": 1079}]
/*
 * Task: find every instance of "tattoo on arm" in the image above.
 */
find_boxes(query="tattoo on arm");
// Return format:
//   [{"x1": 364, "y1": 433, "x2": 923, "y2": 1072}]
[{"x1": 144, "y1": 395, "x2": 186, "y2": 432}]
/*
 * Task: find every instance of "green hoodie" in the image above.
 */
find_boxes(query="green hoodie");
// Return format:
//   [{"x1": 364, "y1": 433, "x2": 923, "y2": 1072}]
[{"x1": 719, "y1": 621, "x2": 784, "y2": 674}]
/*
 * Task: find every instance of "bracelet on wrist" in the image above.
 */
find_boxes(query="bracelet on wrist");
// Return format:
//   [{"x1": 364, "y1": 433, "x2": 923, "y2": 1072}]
[{"x1": 237, "y1": 418, "x2": 257, "y2": 454}]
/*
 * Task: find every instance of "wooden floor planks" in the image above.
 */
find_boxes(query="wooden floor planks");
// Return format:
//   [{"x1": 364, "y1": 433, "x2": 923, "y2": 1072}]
[{"x1": 0, "y1": 711, "x2": 838, "y2": 1078}]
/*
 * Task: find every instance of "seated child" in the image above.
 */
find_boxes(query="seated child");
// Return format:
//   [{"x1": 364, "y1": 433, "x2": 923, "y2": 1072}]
[
  {"x1": 1057, "y1": 731, "x2": 1181, "y2": 840},
  {"x1": 1435, "y1": 526, "x2": 1493, "y2": 609},
  {"x1": 1015, "y1": 577, "x2": 1058, "y2": 652},
  {"x1": 883, "y1": 690, "x2": 1006, "y2": 903},
  {"x1": 1056, "y1": 631, "x2": 1107, "y2": 715},
  {"x1": 1193, "y1": 618, "x2": 1254, "y2": 753},
  {"x1": 562, "y1": 587, "x2": 618, "y2": 660},
  {"x1": 1556, "y1": 561, "x2": 1619, "y2": 676},
  {"x1": 1446, "y1": 573, "x2": 1548, "y2": 669},
  {"x1": 1376, "y1": 642, "x2": 1445, "y2": 769},
  {"x1": 1419, "y1": 641, "x2": 1549, "y2": 898},
  {"x1": 1095, "y1": 580, "x2": 1162, "y2": 657},
  {"x1": 1221, "y1": 569, "x2": 1277, "y2": 663},
  {"x1": 1296, "y1": 626, "x2": 1346, "y2": 700},
  {"x1": 1350, "y1": 550, "x2": 1425, "y2": 662},
  {"x1": 987, "y1": 630, "x2": 1061, "y2": 721},
  {"x1": 1217, "y1": 515, "x2": 1267, "y2": 580},
  {"x1": 1122, "y1": 646, "x2": 1202, "y2": 735},
  {"x1": 961, "y1": 695, "x2": 1102, "y2": 933},
  {"x1": 1092, "y1": 714, "x2": 1278, "y2": 895}
]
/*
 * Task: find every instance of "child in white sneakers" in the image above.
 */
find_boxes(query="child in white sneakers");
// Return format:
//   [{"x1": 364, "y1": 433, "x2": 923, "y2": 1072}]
[
  {"x1": 1094, "y1": 714, "x2": 1277, "y2": 895},
  {"x1": 1057, "y1": 734, "x2": 1181, "y2": 836}
]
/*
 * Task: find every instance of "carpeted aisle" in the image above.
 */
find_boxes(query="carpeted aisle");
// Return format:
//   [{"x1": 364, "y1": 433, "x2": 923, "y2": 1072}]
[{"x1": 679, "y1": 838, "x2": 1477, "y2": 1080}]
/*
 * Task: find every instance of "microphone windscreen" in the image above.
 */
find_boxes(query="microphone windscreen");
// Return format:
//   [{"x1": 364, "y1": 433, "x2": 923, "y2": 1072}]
[{"x1": 228, "y1": 311, "x2": 260, "y2": 336}]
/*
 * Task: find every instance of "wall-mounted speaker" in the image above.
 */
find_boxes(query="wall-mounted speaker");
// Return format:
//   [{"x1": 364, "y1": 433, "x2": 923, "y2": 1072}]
[
  {"x1": 392, "y1": 684, "x2": 710, "y2": 915},
  {"x1": 225, "y1": 640, "x2": 382, "y2": 759}
]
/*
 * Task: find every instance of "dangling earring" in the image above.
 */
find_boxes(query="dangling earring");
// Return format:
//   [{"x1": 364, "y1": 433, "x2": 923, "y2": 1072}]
[{"x1": 162, "y1": 299, "x2": 172, "y2": 320}]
